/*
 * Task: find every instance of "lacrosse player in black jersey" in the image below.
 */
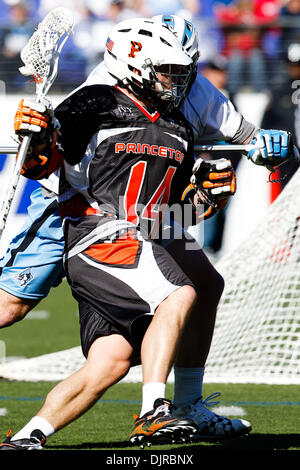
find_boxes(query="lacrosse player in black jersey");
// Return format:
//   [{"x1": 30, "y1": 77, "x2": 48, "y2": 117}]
[
  {"x1": 0, "y1": 15, "x2": 251, "y2": 450},
  {"x1": 1, "y1": 18, "x2": 203, "y2": 450},
  {"x1": 3, "y1": 11, "x2": 297, "y2": 449}
]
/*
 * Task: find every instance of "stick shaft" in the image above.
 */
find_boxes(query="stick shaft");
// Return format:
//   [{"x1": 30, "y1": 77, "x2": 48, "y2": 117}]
[
  {"x1": 0, "y1": 135, "x2": 31, "y2": 236},
  {"x1": 195, "y1": 144, "x2": 255, "y2": 152},
  {"x1": 0, "y1": 146, "x2": 18, "y2": 154},
  {"x1": 0, "y1": 143, "x2": 256, "y2": 155}
]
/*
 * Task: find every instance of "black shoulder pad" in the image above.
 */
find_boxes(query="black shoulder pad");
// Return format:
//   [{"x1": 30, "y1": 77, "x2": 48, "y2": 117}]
[{"x1": 54, "y1": 85, "x2": 118, "y2": 165}]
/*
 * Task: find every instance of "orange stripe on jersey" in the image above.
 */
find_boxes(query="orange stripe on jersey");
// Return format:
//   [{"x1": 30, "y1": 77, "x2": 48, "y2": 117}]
[{"x1": 85, "y1": 238, "x2": 140, "y2": 266}]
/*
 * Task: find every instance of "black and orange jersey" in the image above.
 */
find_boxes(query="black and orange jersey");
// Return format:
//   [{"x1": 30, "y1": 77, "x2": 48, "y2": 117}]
[{"x1": 55, "y1": 84, "x2": 194, "y2": 255}]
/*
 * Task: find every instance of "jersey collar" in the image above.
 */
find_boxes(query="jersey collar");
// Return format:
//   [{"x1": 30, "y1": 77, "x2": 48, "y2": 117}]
[{"x1": 115, "y1": 85, "x2": 160, "y2": 123}]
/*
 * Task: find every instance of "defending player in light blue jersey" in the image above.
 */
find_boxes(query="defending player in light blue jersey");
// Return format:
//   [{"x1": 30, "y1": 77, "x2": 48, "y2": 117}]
[
  {"x1": 0, "y1": 15, "x2": 296, "y2": 446},
  {"x1": 0, "y1": 186, "x2": 63, "y2": 299}
]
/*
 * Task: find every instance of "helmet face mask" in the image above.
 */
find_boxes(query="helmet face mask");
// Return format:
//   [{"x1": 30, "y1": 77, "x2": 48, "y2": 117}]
[
  {"x1": 142, "y1": 61, "x2": 193, "y2": 107},
  {"x1": 104, "y1": 18, "x2": 193, "y2": 108},
  {"x1": 152, "y1": 15, "x2": 200, "y2": 107}
]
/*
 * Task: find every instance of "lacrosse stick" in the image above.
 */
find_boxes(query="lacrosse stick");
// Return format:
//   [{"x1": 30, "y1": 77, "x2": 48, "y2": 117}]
[
  {"x1": 2, "y1": 142, "x2": 299, "y2": 157},
  {"x1": 0, "y1": 143, "x2": 256, "y2": 155},
  {"x1": 195, "y1": 143, "x2": 300, "y2": 159},
  {"x1": 0, "y1": 143, "x2": 257, "y2": 156},
  {"x1": 0, "y1": 7, "x2": 75, "y2": 239}
]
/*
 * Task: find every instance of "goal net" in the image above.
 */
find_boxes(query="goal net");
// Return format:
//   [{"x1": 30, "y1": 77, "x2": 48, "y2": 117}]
[
  {"x1": 205, "y1": 167, "x2": 300, "y2": 384},
  {"x1": 0, "y1": 168, "x2": 299, "y2": 384}
]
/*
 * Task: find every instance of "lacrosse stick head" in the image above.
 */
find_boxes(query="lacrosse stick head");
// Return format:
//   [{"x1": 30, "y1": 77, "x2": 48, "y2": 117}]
[{"x1": 19, "y1": 7, "x2": 75, "y2": 97}]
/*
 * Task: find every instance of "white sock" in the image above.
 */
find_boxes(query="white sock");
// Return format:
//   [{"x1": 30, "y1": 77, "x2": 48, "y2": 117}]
[
  {"x1": 173, "y1": 367, "x2": 205, "y2": 408},
  {"x1": 11, "y1": 416, "x2": 55, "y2": 441},
  {"x1": 139, "y1": 382, "x2": 166, "y2": 417}
]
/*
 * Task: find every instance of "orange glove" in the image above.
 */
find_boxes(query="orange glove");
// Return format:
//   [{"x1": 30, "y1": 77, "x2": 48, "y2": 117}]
[
  {"x1": 14, "y1": 98, "x2": 51, "y2": 134},
  {"x1": 182, "y1": 157, "x2": 236, "y2": 222},
  {"x1": 14, "y1": 98, "x2": 63, "y2": 179},
  {"x1": 18, "y1": 135, "x2": 63, "y2": 180}
]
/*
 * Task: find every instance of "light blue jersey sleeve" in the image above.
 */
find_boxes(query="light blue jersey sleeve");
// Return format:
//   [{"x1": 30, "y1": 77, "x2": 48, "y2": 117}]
[
  {"x1": 181, "y1": 75, "x2": 243, "y2": 143},
  {"x1": 0, "y1": 187, "x2": 64, "y2": 299}
]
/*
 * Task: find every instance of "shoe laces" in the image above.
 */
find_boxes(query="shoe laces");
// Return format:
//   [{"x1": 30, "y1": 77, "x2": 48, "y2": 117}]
[
  {"x1": 188, "y1": 392, "x2": 222, "y2": 420},
  {"x1": 198, "y1": 392, "x2": 221, "y2": 408},
  {"x1": 153, "y1": 400, "x2": 173, "y2": 418}
]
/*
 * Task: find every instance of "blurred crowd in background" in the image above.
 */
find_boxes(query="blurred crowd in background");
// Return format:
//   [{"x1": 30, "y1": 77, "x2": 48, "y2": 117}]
[
  {"x1": 0, "y1": 0, "x2": 299, "y2": 95},
  {"x1": 0, "y1": 0, "x2": 299, "y2": 256}
]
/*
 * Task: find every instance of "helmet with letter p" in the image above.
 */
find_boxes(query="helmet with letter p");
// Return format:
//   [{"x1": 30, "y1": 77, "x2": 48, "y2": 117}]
[{"x1": 104, "y1": 17, "x2": 194, "y2": 108}]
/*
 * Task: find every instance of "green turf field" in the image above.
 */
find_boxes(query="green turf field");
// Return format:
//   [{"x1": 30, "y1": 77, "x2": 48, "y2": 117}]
[{"x1": 0, "y1": 281, "x2": 299, "y2": 453}]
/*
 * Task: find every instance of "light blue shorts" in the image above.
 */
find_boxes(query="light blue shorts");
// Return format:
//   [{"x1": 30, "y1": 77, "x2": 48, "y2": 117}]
[{"x1": 0, "y1": 187, "x2": 64, "y2": 299}]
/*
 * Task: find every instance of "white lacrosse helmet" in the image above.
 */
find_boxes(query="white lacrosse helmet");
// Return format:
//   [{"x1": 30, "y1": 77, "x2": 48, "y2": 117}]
[
  {"x1": 152, "y1": 15, "x2": 199, "y2": 65},
  {"x1": 104, "y1": 17, "x2": 193, "y2": 107}
]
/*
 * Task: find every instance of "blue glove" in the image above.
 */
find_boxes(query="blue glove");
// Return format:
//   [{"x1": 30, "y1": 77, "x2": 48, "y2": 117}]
[{"x1": 248, "y1": 129, "x2": 293, "y2": 170}]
